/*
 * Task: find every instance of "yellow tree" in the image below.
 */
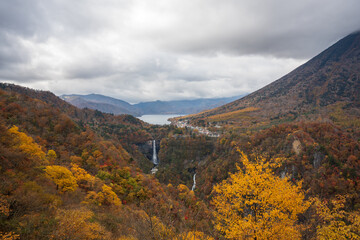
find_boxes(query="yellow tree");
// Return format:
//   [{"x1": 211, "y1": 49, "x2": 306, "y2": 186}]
[
  {"x1": 8, "y1": 125, "x2": 46, "y2": 164},
  {"x1": 45, "y1": 165, "x2": 78, "y2": 193},
  {"x1": 70, "y1": 163, "x2": 96, "y2": 190},
  {"x1": 46, "y1": 150, "x2": 57, "y2": 164},
  {"x1": 212, "y1": 153, "x2": 309, "y2": 239},
  {"x1": 53, "y1": 208, "x2": 110, "y2": 240},
  {"x1": 314, "y1": 195, "x2": 360, "y2": 239},
  {"x1": 84, "y1": 184, "x2": 121, "y2": 206},
  {"x1": 117, "y1": 236, "x2": 138, "y2": 240},
  {"x1": 173, "y1": 231, "x2": 214, "y2": 240}
]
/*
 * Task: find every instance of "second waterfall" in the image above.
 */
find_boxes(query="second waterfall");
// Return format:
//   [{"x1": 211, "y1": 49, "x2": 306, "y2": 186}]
[{"x1": 191, "y1": 173, "x2": 196, "y2": 191}]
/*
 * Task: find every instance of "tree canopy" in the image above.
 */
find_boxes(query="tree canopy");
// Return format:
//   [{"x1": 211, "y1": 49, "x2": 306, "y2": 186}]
[
  {"x1": 212, "y1": 152, "x2": 310, "y2": 239},
  {"x1": 45, "y1": 165, "x2": 78, "y2": 193}
]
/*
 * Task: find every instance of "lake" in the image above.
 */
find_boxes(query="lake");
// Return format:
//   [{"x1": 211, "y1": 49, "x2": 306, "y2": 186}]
[{"x1": 137, "y1": 114, "x2": 187, "y2": 125}]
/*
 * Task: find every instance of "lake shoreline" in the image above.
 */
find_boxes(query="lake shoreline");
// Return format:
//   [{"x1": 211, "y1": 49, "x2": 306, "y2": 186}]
[{"x1": 137, "y1": 114, "x2": 188, "y2": 125}]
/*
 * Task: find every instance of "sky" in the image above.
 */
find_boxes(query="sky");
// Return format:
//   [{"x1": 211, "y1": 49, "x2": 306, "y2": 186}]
[{"x1": 0, "y1": 0, "x2": 359, "y2": 103}]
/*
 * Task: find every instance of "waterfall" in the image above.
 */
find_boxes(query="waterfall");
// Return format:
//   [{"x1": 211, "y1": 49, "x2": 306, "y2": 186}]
[
  {"x1": 152, "y1": 140, "x2": 158, "y2": 165},
  {"x1": 191, "y1": 173, "x2": 196, "y2": 191}
]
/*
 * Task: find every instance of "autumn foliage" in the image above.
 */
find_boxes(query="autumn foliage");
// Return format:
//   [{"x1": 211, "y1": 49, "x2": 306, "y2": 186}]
[
  {"x1": 1, "y1": 83, "x2": 360, "y2": 239},
  {"x1": 314, "y1": 195, "x2": 360, "y2": 239},
  {"x1": 212, "y1": 152, "x2": 309, "y2": 239},
  {"x1": 45, "y1": 165, "x2": 78, "y2": 193}
]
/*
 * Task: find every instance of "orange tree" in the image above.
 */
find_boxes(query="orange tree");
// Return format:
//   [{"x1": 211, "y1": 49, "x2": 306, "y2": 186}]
[{"x1": 212, "y1": 152, "x2": 309, "y2": 239}]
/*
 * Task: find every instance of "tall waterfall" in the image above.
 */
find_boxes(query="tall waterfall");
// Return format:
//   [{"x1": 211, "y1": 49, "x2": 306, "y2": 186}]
[
  {"x1": 152, "y1": 140, "x2": 158, "y2": 165},
  {"x1": 191, "y1": 173, "x2": 196, "y2": 191}
]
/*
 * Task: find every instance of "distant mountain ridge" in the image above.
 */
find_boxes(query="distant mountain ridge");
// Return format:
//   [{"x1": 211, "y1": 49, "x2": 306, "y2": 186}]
[
  {"x1": 61, "y1": 94, "x2": 141, "y2": 116},
  {"x1": 60, "y1": 94, "x2": 246, "y2": 116},
  {"x1": 180, "y1": 31, "x2": 360, "y2": 127}
]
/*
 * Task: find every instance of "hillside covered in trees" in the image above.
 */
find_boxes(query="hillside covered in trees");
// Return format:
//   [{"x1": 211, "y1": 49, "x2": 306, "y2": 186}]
[
  {"x1": 1, "y1": 32, "x2": 360, "y2": 240},
  {"x1": 0, "y1": 84, "x2": 214, "y2": 239}
]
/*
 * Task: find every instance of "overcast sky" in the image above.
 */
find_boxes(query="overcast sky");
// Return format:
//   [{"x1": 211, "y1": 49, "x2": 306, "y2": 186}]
[{"x1": 0, "y1": 0, "x2": 359, "y2": 103}]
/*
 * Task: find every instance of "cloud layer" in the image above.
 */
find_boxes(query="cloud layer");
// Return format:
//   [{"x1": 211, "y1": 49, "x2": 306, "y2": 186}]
[{"x1": 0, "y1": 0, "x2": 359, "y2": 102}]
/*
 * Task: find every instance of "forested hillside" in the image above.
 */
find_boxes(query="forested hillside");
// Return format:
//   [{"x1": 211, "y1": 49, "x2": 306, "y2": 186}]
[
  {"x1": 1, "y1": 32, "x2": 360, "y2": 240},
  {"x1": 1, "y1": 81, "x2": 360, "y2": 239},
  {"x1": 0, "y1": 84, "x2": 214, "y2": 239}
]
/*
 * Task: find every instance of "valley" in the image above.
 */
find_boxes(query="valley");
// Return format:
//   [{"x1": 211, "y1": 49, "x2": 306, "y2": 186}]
[{"x1": 1, "y1": 32, "x2": 360, "y2": 239}]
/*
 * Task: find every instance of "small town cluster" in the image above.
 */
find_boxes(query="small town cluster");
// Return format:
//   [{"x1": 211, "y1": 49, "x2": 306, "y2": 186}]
[{"x1": 171, "y1": 120, "x2": 220, "y2": 137}]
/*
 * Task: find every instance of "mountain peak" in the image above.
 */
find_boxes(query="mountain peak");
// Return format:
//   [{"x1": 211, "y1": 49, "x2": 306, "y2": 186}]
[{"x1": 181, "y1": 32, "x2": 360, "y2": 126}]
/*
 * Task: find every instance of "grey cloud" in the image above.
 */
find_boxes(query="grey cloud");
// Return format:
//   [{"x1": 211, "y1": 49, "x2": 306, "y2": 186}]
[
  {"x1": 0, "y1": 0, "x2": 53, "y2": 42},
  {"x1": 0, "y1": 0, "x2": 51, "y2": 81},
  {"x1": 0, "y1": 34, "x2": 29, "y2": 68},
  {"x1": 0, "y1": 0, "x2": 359, "y2": 102},
  {"x1": 149, "y1": 0, "x2": 360, "y2": 58},
  {"x1": 65, "y1": 57, "x2": 120, "y2": 80}
]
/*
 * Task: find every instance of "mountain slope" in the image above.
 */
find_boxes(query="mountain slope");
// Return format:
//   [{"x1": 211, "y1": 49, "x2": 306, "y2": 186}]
[{"x1": 180, "y1": 32, "x2": 360, "y2": 128}]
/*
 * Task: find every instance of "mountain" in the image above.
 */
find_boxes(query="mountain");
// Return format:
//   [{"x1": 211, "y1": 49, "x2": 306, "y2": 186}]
[
  {"x1": 179, "y1": 32, "x2": 360, "y2": 129},
  {"x1": 134, "y1": 96, "x2": 243, "y2": 115},
  {"x1": 61, "y1": 93, "x2": 246, "y2": 116},
  {"x1": 61, "y1": 94, "x2": 141, "y2": 116}
]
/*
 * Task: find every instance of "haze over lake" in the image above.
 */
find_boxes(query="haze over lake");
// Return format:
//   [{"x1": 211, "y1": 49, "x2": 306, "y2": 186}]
[{"x1": 137, "y1": 114, "x2": 186, "y2": 125}]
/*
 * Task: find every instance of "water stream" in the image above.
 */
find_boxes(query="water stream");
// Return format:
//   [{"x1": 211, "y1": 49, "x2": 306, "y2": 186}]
[{"x1": 191, "y1": 173, "x2": 196, "y2": 191}]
